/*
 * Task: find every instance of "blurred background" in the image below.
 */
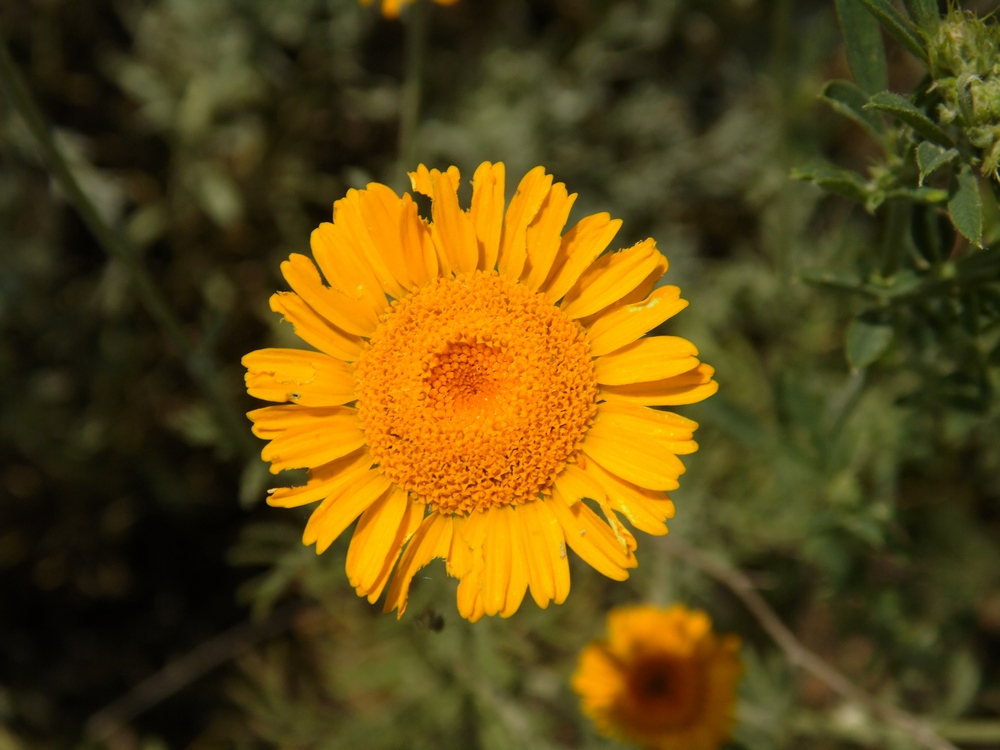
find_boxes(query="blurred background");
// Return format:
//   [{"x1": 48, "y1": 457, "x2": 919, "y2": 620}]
[{"x1": 1, "y1": 0, "x2": 999, "y2": 748}]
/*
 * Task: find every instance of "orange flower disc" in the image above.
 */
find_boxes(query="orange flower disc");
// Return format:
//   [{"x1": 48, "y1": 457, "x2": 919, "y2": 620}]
[{"x1": 355, "y1": 271, "x2": 598, "y2": 514}]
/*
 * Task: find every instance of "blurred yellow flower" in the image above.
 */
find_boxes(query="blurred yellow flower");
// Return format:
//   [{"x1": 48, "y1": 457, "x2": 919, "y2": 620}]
[
  {"x1": 572, "y1": 605, "x2": 742, "y2": 750},
  {"x1": 359, "y1": 0, "x2": 459, "y2": 20},
  {"x1": 244, "y1": 162, "x2": 717, "y2": 621}
]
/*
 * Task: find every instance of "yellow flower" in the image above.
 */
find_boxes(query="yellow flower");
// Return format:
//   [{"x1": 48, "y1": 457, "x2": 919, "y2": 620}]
[
  {"x1": 243, "y1": 162, "x2": 718, "y2": 622},
  {"x1": 359, "y1": 0, "x2": 459, "y2": 20},
  {"x1": 572, "y1": 605, "x2": 742, "y2": 750}
]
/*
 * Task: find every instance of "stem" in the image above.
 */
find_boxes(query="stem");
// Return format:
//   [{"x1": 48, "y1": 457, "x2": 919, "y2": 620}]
[
  {"x1": 660, "y1": 536, "x2": 959, "y2": 750},
  {"x1": 397, "y1": 0, "x2": 428, "y2": 186},
  {"x1": 0, "y1": 38, "x2": 256, "y2": 460}
]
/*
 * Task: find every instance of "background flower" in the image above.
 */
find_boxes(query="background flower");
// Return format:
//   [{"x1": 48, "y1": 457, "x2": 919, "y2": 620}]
[{"x1": 573, "y1": 604, "x2": 742, "y2": 750}]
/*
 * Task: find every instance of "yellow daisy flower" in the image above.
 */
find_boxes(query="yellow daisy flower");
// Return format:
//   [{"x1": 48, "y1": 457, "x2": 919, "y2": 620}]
[
  {"x1": 359, "y1": 0, "x2": 459, "y2": 20},
  {"x1": 243, "y1": 162, "x2": 717, "y2": 622},
  {"x1": 572, "y1": 605, "x2": 742, "y2": 750}
]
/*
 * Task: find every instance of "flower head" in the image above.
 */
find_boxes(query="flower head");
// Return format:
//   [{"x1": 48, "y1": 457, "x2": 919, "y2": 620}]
[
  {"x1": 572, "y1": 605, "x2": 742, "y2": 750},
  {"x1": 359, "y1": 0, "x2": 459, "y2": 20},
  {"x1": 243, "y1": 161, "x2": 717, "y2": 621}
]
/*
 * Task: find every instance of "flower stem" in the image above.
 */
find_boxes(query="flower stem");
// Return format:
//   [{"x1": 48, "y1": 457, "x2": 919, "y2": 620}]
[
  {"x1": 660, "y1": 536, "x2": 959, "y2": 750},
  {"x1": 0, "y1": 38, "x2": 256, "y2": 461},
  {"x1": 397, "y1": 0, "x2": 428, "y2": 186}
]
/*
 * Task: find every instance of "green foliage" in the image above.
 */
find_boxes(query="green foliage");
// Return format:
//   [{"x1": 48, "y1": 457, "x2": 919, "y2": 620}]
[
  {"x1": 796, "y1": 1, "x2": 1000, "y2": 404},
  {"x1": 2, "y1": 1, "x2": 1000, "y2": 750}
]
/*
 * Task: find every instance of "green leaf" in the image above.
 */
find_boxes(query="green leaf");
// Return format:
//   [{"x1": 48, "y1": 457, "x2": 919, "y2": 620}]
[
  {"x1": 846, "y1": 311, "x2": 894, "y2": 369},
  {"x1": 834, "y1": 0, "x2": 889, "y2": 94},
  {"x1": 948, "y1": 167, "x2": 984, "y2": 247},
  {"x1": 915, "y1": 141, "x2": 959, "y2": 184},
  {"x1": 798, "y1": 268, "x2": 867, "y2": 293},
  {"x1": 865, "y1": 91, "x2": 953, "y2": 146},
  {"x1": 902, "y1": 0, "x2": 939, "y2": 34},
  {"x1": 821, "y1": 80, "x2": 885, "y2": 139},
  {"x1": 857, "y1": 0, "x2": 928, "y2": 61},
  {"x1": 884, "y1": 185, "x2": 948, "y2": 203},
  {"x1": 791, "y1": 164, "x2": 869, "y2": 204}
]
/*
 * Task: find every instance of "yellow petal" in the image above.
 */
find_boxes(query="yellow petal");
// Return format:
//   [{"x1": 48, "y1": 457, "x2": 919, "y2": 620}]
[
  {"x1": 469, "y1": 161, "x2": 506, "y2": 271},
  {"x1": 595, "y1": 400, "x2": 698, "y2": 438},
  {"x1": 336, "y1": 189, "x2": 407, "y2": 299},
  {"x1": 430, "y1": 167, "x2": 478, "y2": 275},
  {"x1": 303, "y1": 470, "x2": 393, "y2": 553},
  {"x1": 521, "y1": 182, "x2": 576, "y2": 291},
  {"x1": 500, "y1": 506, "x2": 529, "y2": 618},
  {"x1": 408, "y1": 164, "x2": 435, "y2": 197},
  {"x1": 280, "y1": 254, "x2": 378, "y2": 337},
  {"x1": 243, "y1": 347, "x2": 355, "y2": 406},
  {"x1": 310, "y1": 223, "x2": 387, "y2": 317},
  {"x1": 541, "y1": 213, "x2": 622, "y2": 303},
  {"x1": 561, "y1": 239, "x2": 667, "y2": 320},
  {"x1": 514, "y1": 502, "x2": 555, "y2": 608},
  {"x1": 582, "y1": 458, "x2": 675, "y2": 536},
  {"x1": 594, "y1": 336, "x2": 700, "y2": 385},
  {"x1": 249, "y1": 405, "x2": 367, "y2": 474},
  {"x1": 482, "y1": 506, "x2": 512, "y2": 617},
  {"x1": 269, "y1": 292, "x2": 364, "y2": 362},
  {"x1": 544, "y1": 504, "x2": 572, "y2": 605},
  {"x1": 445, "y1": 514, "x2": 472, "y2": 580},
  {"x1": 551, "y1": 463, "x2": 606, "y2": 505},
  {"x1": 383, "y1": 511, "x2": 453, "y2": 618},
  {"x1": 358, "y1": 183, "x2": 418, "y2": 292},
  {"x1": 599, "y1": 363, "x2": 719, "y2": 406},
  {"x1": 358, "y1": 495, "x2": 425, "y2": 604},
  {"x1": 497, "y1": 166, "x2": 553, "y2": 281},
  {"x1": 346, "y1": 485, "x2": 411, "y2": 594},
  {"x1": 266, "y1": 447, "x2": 373, "y2": 508},
  {"x1": 546, "y1": 493, "x2": 635, "y2": 581},
  {"x1": 581, "y1": 406, "x2": 692, "y2": 491},
  {"x1": 586, "y1": 285, "x2": 688, "y2": 357},
  {"x1": 401, "y1": 195, "x2": 438, "y2": 286}
]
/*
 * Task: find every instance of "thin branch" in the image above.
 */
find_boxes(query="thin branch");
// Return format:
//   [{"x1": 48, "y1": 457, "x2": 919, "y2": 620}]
[
  {"x1": 84, "y1": 606, "x2": 296, "y2": 742},
  {"x1": 0, "y1": 38, "x2": 256, "y2": 459},
  {"x1": 660, "y1": 536, "x2": 959, "y2": 750}
]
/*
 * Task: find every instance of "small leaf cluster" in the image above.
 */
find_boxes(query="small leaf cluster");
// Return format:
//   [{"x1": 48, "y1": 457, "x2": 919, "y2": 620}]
[{"x1": 795, "y1": 0, "x2": 1000, "y2": 406}]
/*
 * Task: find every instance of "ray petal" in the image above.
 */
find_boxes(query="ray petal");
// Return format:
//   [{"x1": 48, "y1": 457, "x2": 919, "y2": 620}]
[
  {"x1": 469, "y1": 161, "x2": 506, "y2": 271},
  {"x1": 303, "y1": 470, "x2": 393, "y2": 553},
  {"x1": 269, "y1": 292, "x2": 364, "y2": 362},
  {"x1": 594, "y1": 336, "x2": 701, "y2": 385},
  {"x1": 586, "y1": 285, "x2": 688, "y2": 357},
  {"x1": 383, "y1": 511, "x2": 453, "y2": 618},
  {"x1": 243, "y1": 347, "x2": 355, "y2": 406},
  {"x1": 561, "y1": 239, "x2": 667, "y2": 320},
  {"x1": 497, "y1": 166, "x2": 553, "y2": 281},
  {"x1": 541, "y1": 213, "x2": 622, "y2": 303},
  {"x1": 599, "y1": 363, "x2": 719, "y2": 406},
  {"x1": 266, "y1": 447, "x2": 373, "y2": 508},
  {"x1": 521, "y1": 182, "x2": 576, "y2": 291},
  {"x1": 280, "y1": 254, "x2": 379, "y2": 336}
]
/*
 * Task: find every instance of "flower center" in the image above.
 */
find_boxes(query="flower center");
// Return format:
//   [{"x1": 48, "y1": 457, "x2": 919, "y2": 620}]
[
  {"x1": 623, "y1": 654, "x2": 705, "y2": 731},
  {"x1": 354, "y1": 271, "x2": 598, "y2": 514}
]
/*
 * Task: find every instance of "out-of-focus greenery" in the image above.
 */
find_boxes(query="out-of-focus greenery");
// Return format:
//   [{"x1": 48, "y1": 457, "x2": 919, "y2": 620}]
[{"x1": 0, "y1": 1, "x2": 998, "y2": 749}]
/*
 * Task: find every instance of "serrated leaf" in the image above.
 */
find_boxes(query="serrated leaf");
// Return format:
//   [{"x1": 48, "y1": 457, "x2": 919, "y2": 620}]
[
  {"x1": 846, "y1": 311, "x2": 894, "y2": 369},
  {"x1": 915, "y1": 142, "x2": 959, "y2": 184},
  {"x1": 834, "y1": 0, "x2": 889, "y2": 94},
  {"x1": 791, "y1": 164, "x2": 869, "y2": 204},
  {"x1": 865, "y1": 91, "x2": 952, "y2": 146},
  {"x1": 822, "y1": 80, "x2": 885, "y2": 138},
  {"x1": 857, "y1": 0, "x2": 927, "y2": 61},
  {"x1": 948, "y1": 167, "x2": 983, "y2": 247},
  {"x1": 902, "y1": 0, "x2": 939, "y2": 33}
]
